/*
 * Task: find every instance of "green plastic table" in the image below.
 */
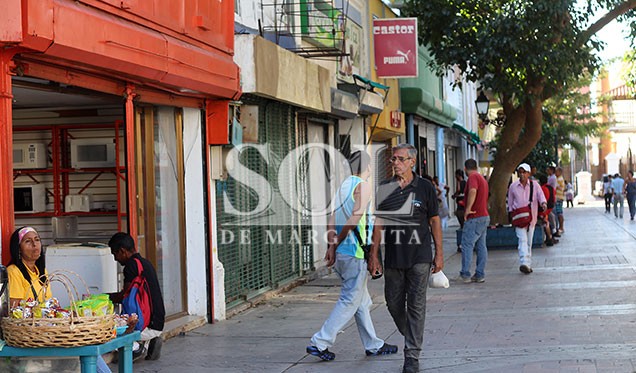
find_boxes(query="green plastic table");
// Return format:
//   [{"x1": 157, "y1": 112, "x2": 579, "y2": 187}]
[{"x1": 0, "y1": 330, "x2": 140, "y2": 373}]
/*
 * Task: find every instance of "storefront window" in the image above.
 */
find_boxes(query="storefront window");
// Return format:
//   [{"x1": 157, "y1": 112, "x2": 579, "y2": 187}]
[
  {"x1": 136, "y1": 106, "x2": 186, "y2": 317},
  {"x1": 153, "y1": 107, "x2": 185, "y2": 315}
]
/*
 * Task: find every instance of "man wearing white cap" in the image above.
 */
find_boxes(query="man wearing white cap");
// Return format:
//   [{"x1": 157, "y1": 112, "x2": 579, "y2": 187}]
[{"x1": 507, "y1": 163, "x2": 547, "y2": 274}]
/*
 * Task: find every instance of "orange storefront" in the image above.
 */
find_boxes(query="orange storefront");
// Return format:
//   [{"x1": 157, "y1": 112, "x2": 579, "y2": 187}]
[{"x1": 0, "y1": 0, "x2": 240, "y2": 321}]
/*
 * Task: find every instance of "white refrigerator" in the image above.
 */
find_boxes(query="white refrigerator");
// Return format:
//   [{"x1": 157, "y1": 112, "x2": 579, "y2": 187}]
[{"x1": 45, "y1": 243, "x2": 119, "y2": 308}]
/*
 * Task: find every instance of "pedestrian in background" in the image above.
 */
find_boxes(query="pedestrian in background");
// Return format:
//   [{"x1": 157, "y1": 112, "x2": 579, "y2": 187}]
[
  {"x1": 624, "y1": 171, "x2": 636, "y2": 221},
  {"x1": 452, "y1": 169, "x2": 467, "y2": 253},
  {"x1": 507, "y1": 163, "x2": 547, "y2": 274},
  {"x1": 546, "y1": 166, "x2": 559, "y2": 237},
  {"x1": 369, "y1": 143, "x2": 443, "y2": 373},
  {"x1": 565, "y1": 181, "x2": 574, "y2": 208},
  {"x1": 433, "y1": 176, "x2": 450, "y2": 228},
  {"x1": 612, "y1": 173, "x2": 625, "y2": 219},
  {"x1": 538, "y1": 174, "x2": 558, "y2": 246},
  {"x1": 454, "y1": 159, "x2": 489, "y2": 283},
  {"x1": 546, "y1": 166, "x2": 557, "y2": 188},
  {"x1": 555, "y1": 167, "x2": 566, "y2": 233},
  {"x1": 307, "y1": 151, "x2": 397, "y2": 361},
  {"x1": 452, "y1": 169, "x2": 467, "y2": 229},
  {"x1": 603, "y1": 175, "x2": 613, "y2": 213}
]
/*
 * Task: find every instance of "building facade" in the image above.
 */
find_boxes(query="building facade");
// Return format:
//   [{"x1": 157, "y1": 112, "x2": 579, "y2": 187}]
[{"x1": 1, "y1": 0, "x2": 240, "y2": 327}]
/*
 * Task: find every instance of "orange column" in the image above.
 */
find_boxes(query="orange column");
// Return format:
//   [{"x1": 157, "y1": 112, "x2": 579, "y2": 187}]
[
  {"x1": 125, "y1": 85, "x2": 138, "y2": 244},
  {"x1": 0, "y1": 50, "x2": 15, "y2": 265}
]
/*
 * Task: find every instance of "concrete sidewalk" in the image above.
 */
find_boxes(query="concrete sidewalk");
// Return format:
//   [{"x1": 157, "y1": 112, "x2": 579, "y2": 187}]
[{"x1": 134, "y1": 200, "x2": 636, "y2": 373}]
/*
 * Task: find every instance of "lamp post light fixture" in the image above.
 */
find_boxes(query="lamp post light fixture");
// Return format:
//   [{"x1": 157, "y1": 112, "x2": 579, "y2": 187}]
[{"x1": 475, "y1": 90, "x2": 506, "y2": 128}]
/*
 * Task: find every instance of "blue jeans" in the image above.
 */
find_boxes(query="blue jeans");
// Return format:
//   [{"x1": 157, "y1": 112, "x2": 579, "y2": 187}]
[
  {"x1": 310, "y1": 253, "x2": 384, "y2": 352},
  {"x1": 96, "y1": 356, "x2": 111, "y2": 373},
  {"x1": 384, "y1": 262, "x2": 431, "y2": 360},
  {"x1": 460, "y1": 216, "x2": 489, "y2": 279},
  {"x1": 627, "y1": 193, "x2": 636, "y2": 219}
]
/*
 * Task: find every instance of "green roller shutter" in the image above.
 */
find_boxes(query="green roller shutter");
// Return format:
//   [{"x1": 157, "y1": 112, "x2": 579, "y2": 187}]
[{"x1": 215, "y1": 97, "x2": 313, "y2": 308}]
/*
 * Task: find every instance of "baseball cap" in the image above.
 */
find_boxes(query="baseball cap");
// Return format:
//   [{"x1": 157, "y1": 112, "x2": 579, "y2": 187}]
[{"x1": 517, "y1": 163, "x2": 531, "y2": 173}]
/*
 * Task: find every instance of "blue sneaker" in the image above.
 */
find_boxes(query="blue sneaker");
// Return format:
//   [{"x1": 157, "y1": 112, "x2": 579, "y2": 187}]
[
  {"x1": 366, "y1": 343, "x2": 398, "y2": 356},
  {"x1": 306, "y1": 345, "x2": 335, "y2": 361}
]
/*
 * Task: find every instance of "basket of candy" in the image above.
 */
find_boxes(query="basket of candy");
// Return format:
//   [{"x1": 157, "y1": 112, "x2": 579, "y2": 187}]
[{"x1": 0, "y1": 270, "x2": 115, "y2": 348}]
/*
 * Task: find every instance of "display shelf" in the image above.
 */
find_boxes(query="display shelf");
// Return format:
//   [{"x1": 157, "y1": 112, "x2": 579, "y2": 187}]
[
  {"x1": 60, "y1": 211, "x2": 120, "y2": 216},
  {"x1": 13, "y1": 120, "x2": 126, "y2": 231},
  {"x1": 13, "y1": 168, "x2": 54, "y2": 174},
  {"x1": 58, "y1": 166, "x2": 126, "y2": 173},
  {"x1": 15, "y1": 212, "x2": 56, "y2": 218}
]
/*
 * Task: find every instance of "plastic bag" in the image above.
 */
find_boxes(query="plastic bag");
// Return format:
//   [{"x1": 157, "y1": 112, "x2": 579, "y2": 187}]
[{"x1": 429, "y1": 270, "x2": 450, "y2": 289}]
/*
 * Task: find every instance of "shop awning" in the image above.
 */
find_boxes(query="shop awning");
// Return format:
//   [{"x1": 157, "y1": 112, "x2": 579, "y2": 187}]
[
  {"x1": 353, "y1": 74, "x2": 390, "y2": 91},
  {"x1": 352, "y1": 74, "x2": 388, "y2": 115},
  {"x1": 452, "y1": 124, "x2": 481, "y2": 144},
  {"x1": 400, "y1": 87, "x2": 456, "y2": 128}
]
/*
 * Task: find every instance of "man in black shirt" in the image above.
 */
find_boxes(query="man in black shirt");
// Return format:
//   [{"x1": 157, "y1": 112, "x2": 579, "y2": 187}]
[
  {"x1": 368, "y1": 144, "x2": 444, "y2": 373},
  {"x1": 108, "y1": 232, "x2": 166, "y2": 361}
]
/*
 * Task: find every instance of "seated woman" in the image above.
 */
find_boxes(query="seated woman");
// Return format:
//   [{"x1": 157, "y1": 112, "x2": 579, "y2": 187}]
[
  {"x1": 7, "y1": 226, "x2": 51, "y2": 308},
  {"x1": 7, "y1": 226, "x2": 112, "y2": 373}
]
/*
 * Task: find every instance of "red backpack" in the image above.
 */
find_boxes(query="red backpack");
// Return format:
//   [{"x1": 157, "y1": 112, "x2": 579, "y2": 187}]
[{"x1": 122, "y1": 258, "x2": 153, "y2": 331}]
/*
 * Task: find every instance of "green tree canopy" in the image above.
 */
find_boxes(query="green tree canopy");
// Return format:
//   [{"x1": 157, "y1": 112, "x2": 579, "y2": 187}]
[
  {"x1": 490, "y1": 73, "x2": 607, "y2": 172},
  {"x1": 403, "y1": 0, "x2": 636, "y2": 223}
]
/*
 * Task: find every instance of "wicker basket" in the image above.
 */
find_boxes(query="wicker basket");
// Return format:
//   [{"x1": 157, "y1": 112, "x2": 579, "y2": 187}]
[{"x1": 0, "y1": 270, "x2": 115, "y2": 348}]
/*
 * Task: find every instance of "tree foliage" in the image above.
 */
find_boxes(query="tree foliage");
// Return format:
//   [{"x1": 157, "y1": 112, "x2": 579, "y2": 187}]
[
  {"x1": 622, "y1": 49, "x2": 636, "y2": 88},
  {"x1": 541, "y1": 74, "x2": 608, "y2": 154},
  {"x1": 403, "y1": 0, "x2": 636, "y2": 223},
  {"x1": 489, "y1": 74, "x2": 607, "y2": 173}
]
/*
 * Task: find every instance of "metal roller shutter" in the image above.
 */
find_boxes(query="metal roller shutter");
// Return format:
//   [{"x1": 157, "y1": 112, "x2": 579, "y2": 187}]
[{"x1": 215, "y1": 97, "x2": 313, "y2": 308}]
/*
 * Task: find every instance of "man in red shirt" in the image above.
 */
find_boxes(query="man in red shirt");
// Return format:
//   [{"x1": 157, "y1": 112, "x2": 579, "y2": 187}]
[{"x1": 455, "y1": 159, "x2": 490, "y2": 283}]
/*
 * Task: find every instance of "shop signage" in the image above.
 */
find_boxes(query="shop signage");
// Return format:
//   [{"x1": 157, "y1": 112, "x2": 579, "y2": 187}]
[
  {"x1": 300, "y1": 0, "x2": 344, "y2": 49},
  {"x1": 373, "y1": 18, "x2": 418, "y2": 78},
  {"x1": 299, "y1": 1, "x2": 366, "y2": 84},
  {"x1": 337, "y1": 19, "x2": 363, "y2": 83},
  {"x1": 390, "y1": 111, "x2": 402, "y2": 128}
]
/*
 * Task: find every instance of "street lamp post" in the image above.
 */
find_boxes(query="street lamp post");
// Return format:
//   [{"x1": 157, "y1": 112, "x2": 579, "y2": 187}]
[{"x1": 475, "y1": 91, "x2": 506, "y2": 128}]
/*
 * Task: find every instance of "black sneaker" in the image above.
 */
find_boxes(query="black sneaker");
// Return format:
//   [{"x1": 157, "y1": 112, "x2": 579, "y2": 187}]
[
  {"x1": 545, "y1": 239, "x2": 554, "y2": 246},
  {"x1": 306, "y1": 345, "x2": 335, "y2": 361},
  {"x1": 519, "y1": 265, "x2": 533, "y2": 274},
  {"x1": 145, "y1": 336, "x2": 163, "y2": 360},
  {"x1": 403, "y1": 357, "x2": 419, "y2": 373},
  {"x1": 366, "y1": 342, "x2": 398, "y2": 356},
  {"x1": 132, "y1": 344, "x2": 146, "y2": 362}
]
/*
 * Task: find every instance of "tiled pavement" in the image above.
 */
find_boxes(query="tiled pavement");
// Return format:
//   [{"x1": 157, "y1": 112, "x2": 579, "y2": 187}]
[{"x1": 135, "y1": 200, "x2": 636, "y2": 373}]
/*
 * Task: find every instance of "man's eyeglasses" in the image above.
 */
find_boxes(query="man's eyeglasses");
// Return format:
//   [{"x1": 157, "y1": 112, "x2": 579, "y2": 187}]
[{"x1": 390, "y1": 156, "x2": 412, "y2": 163}]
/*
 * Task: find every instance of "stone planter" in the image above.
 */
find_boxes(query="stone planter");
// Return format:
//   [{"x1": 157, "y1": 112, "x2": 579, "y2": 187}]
[{"x1": 456, "y1": 225, "x2": 545, "y2": 250}]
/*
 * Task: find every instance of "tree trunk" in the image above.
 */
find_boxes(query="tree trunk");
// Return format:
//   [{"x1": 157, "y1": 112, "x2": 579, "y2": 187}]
[{"x1": 488, "y1": 98, "x2": 544, "y2": 225}]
